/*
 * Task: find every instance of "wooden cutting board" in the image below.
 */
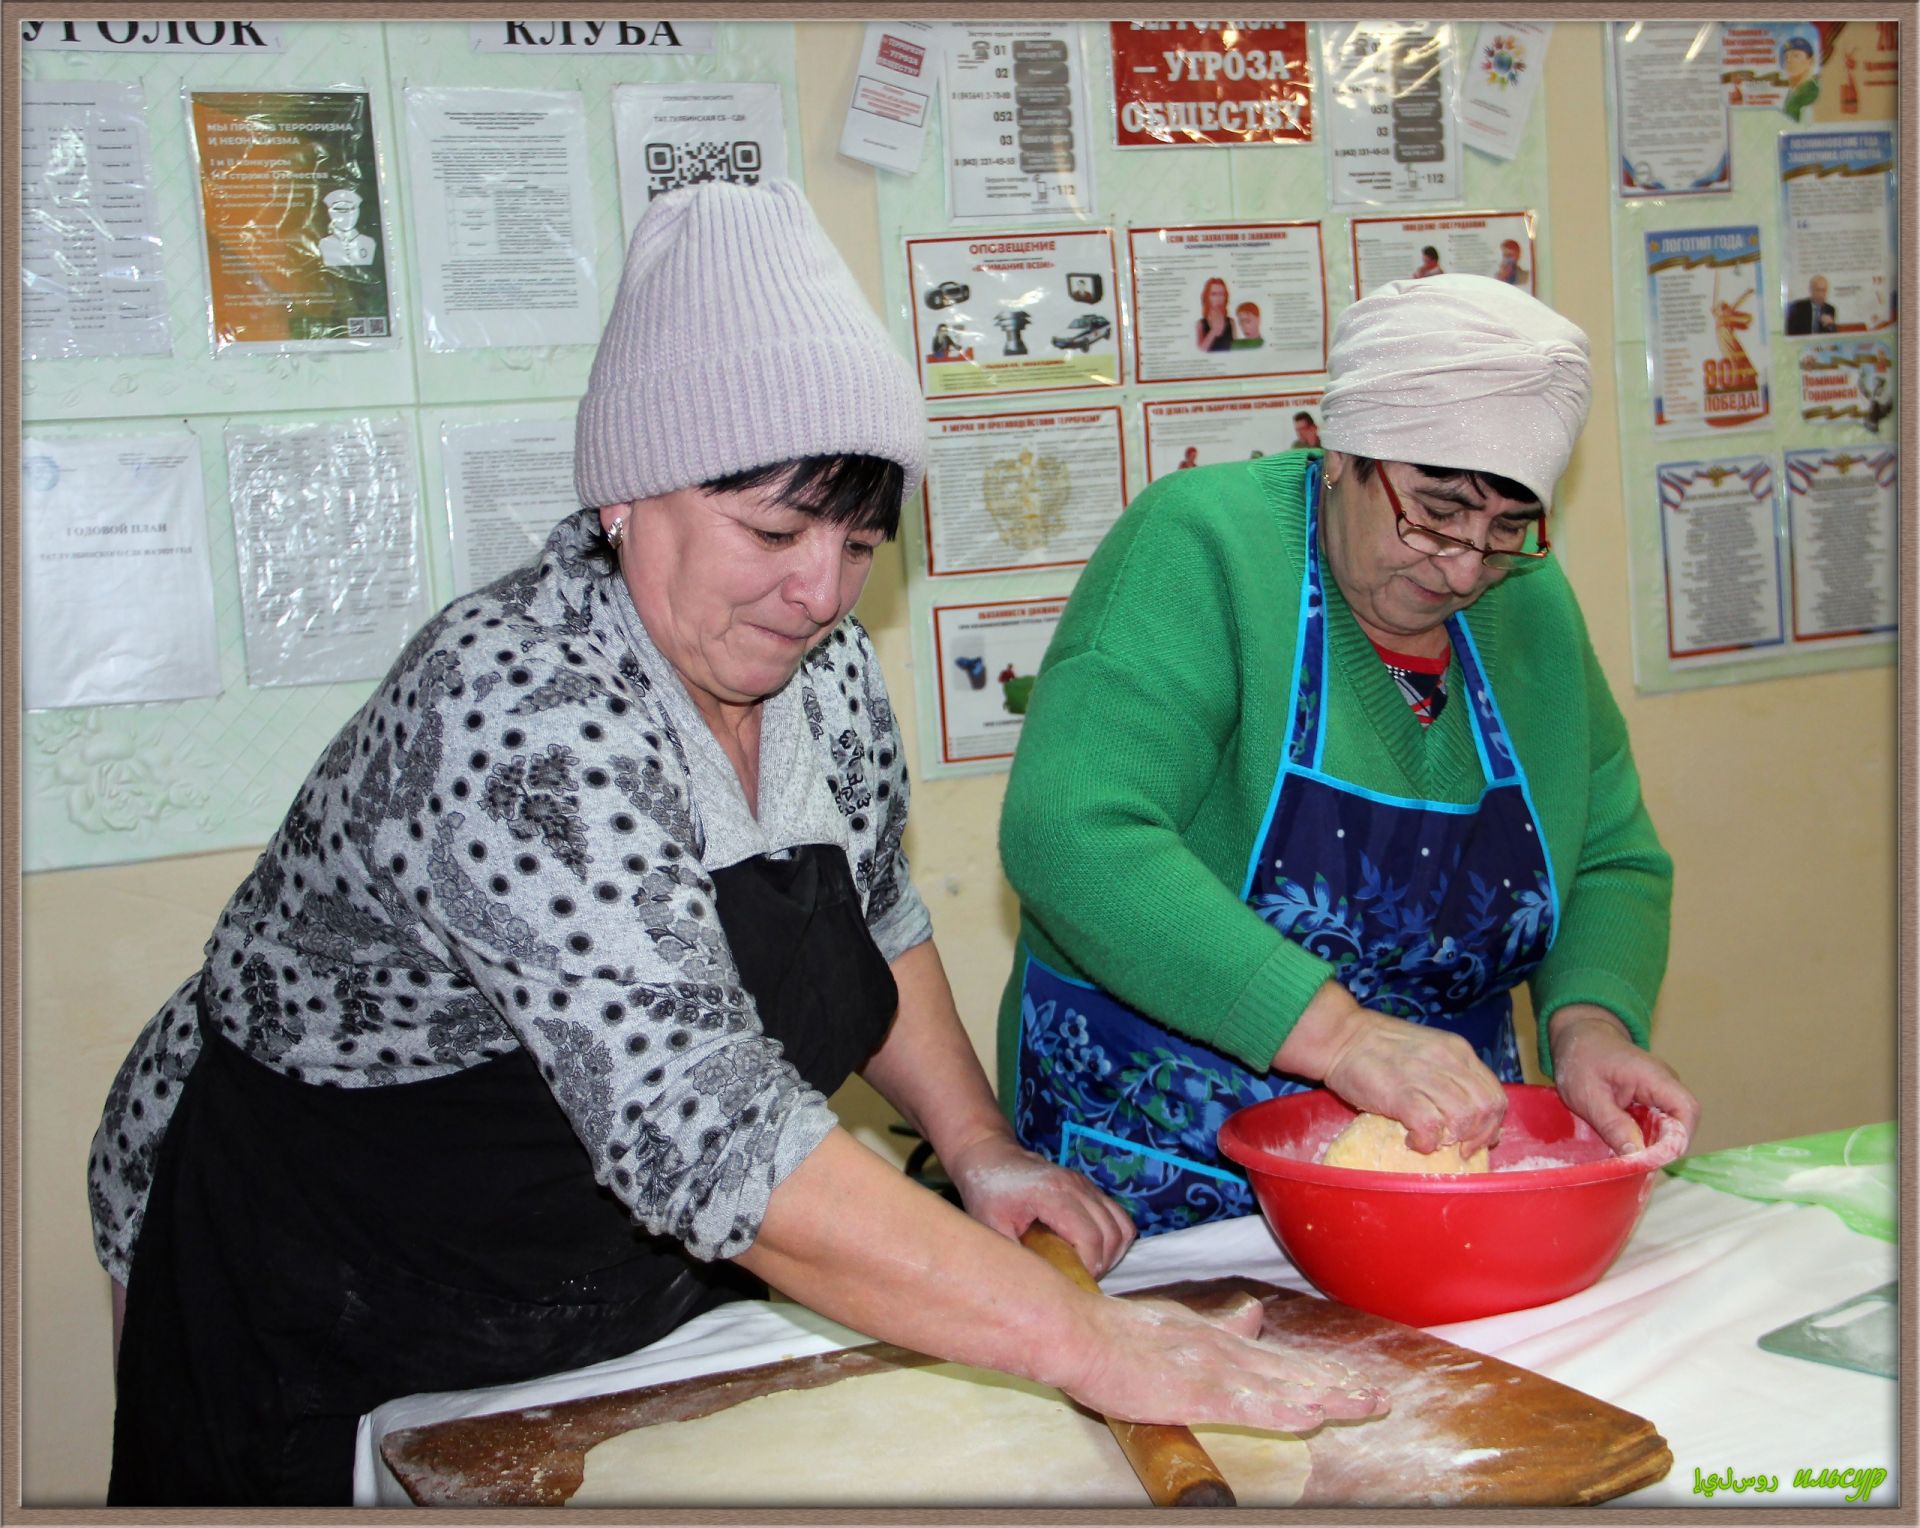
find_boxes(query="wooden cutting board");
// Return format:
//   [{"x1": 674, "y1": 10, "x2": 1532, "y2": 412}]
[{"x1": 380, "y1": 1277, "x2": 1670, "y2": 1507}]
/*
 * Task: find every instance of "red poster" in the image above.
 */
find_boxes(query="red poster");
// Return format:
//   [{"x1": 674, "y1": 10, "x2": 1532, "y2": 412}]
[{"x1": 1109, "y1": 21, "x2": 1312, "y2": 147}]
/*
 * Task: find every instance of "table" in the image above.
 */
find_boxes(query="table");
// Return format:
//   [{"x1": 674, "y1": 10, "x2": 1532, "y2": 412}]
[{"x1": 356, "y1": 1166, "x2": 1901, "y2": 1508}]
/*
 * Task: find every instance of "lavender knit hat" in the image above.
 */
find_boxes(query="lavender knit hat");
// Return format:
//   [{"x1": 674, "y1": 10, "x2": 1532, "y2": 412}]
[{"x1": 574, "y1": 179, "x2": 926, "y2": 509}]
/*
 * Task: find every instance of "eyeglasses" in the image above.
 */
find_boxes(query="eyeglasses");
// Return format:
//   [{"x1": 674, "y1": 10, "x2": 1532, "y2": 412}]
[{"x1": 1377, "y1": 465, "x2": 1551, "y2": 573}]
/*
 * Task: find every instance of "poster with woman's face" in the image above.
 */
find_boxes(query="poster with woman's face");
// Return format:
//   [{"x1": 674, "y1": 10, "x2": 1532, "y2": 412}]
[{"x1": 1128, "y1": 222, "x2": 1326, "y2": 384}]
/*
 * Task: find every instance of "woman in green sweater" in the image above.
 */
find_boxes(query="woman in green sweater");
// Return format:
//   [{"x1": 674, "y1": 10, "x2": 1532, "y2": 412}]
[{"x1": 998, "y1": 275, "x2": 1700, "y2": 1235}]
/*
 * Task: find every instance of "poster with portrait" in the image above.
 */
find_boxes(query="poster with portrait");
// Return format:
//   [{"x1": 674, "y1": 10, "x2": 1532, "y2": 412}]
[
  {"x1": 1612, "y1": 21, "x2": 1732, "y2": 198},
  {"x1": 1778, "y1": 129, "x2": 1897, "y2": 337},
  {"x1": 1724, "y1": 21, "x2": 1898, "y2": 121},
  {"x1": 1349, "y1": 211, "x2": 1535, "y2": 300},
  {"x1": 1644, "y1": 227, "x2": 1770, "y2": 438},
  {"x1": 1655, "y1": 456, "x2": 1785, "y2": 664},
  {"x1": 931, "y1": 595, "x2": 1067, "y2": 765},
  {"x1": 921, "y1": 406, "x2": 1125, "y2": 577},
  {"x1": 905, "y1": 227, "x2": 1120, "y2": 399},
  {"x1": 1320, "y1": 22, "x2": 1463, "y2": 207},
  {"x1": 1128, "y1": 222, "x2": 1326, "y2": 384},
  {"x1": 1783, "y1": 447, "x2": 1898, "y2": 643},
  {"x1": 1797, "y1": 340, "x2": 1896, "y2": 432},
  {"x1": 187, "y1": 89, "x2": 394, "y2": 352},
  {"x1": 1141, "y1": 392, "x2": 1322, "y2": 480},
  {"x1": 1107, "y1": 21, "x2": 1311, "y2": 147}
]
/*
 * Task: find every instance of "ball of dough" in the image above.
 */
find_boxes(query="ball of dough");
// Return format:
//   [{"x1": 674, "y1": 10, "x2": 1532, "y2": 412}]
[{"x1": 1320, "y1": 1112, "x2": 1490, "y2": 1174}]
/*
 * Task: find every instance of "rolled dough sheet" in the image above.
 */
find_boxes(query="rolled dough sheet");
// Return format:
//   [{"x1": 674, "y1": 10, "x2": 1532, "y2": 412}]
[{"x1": 568, "y1": 1361, "x2": 1311, "y2": 1507}]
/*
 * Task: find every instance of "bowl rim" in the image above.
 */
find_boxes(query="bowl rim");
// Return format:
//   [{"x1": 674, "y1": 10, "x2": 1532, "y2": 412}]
[{"x1": 1217, "y1": 1084, "x2": 1669, "y2": 1194}]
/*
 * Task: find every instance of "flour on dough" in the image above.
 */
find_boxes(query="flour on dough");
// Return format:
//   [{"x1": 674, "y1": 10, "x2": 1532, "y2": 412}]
[
  {"x1": 1322, "y1": 1112, "x2": 1490, "y2": 1174},
  {"x1": 568, "y1": 1361, "x2": 1310, "y2": 1507}
]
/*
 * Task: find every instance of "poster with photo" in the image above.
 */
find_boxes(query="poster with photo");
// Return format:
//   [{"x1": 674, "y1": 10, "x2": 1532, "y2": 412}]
[
  {"x1": 1128, "y1": 222, "x2": 1326, "y2": 384},
  {"x1": 944, "y1": 22, "x2": 1094, "y2": 221},
  {"x1": 1349, "y1": 211, "x2": 1535, "y2": 300},
  {"x1": 922, "y1": 406, "x2": 1125, "y2": 577},
  {"x1": 1458, "y1": 23, "x2": 1552, "y2": 161},
  {"x1": 1797, "y1": 339, "x2": 1896, "y2": 431},
  {"x1": 1783, "y1": 447, "x2": 1898, "y2": 643},
  {"x1": 905, "y1": 228, "x2": 1119, "y2": 399},
  {"x1": 931, "y1": 595, "x2": 1067, "y2": 765},
  {"x1": 1655, "y1": 456, "x2": 1785, "y2": 664},
  {"x1": 1320, "y1": 22, "x2": 1463, "y2": 206},
  {"x1": 1612, "y1": 21, "x2": 1732, "y2": 198},
  {"x1": 1644, "y1": 227, "x2": 1770, "y2": 438},
  {"x1": 187, "y1": 89, "x2": 394, "y2": 351},
  {"x1": 1107, "y1": 21, "x2": 1311, "y2": 147},
  {"x1": 1141, "y1": 392, "x2": 1322, "y2": 479},
  {"x1": 1778, "y1": 129, "x2": 1897, "y2": 337},
  {"x1": 612, "y1": 82, "x2": 789, "y2": 240}
]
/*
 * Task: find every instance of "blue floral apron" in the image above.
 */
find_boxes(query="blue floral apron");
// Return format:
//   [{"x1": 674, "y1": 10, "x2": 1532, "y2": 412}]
[{"x1": 1013, "y1": 460, "x2": 1559, "y2": 1234}]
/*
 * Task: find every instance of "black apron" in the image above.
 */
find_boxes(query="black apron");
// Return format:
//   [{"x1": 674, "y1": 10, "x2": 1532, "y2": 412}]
[{"x1": 109, "y1": 844, "x2": 898, "y2": 1505}]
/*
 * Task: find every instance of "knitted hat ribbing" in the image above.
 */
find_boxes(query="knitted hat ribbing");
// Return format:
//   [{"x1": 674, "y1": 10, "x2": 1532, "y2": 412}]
[{"x1": 574, "y1": 179, "x2": 926, "y2": 510}]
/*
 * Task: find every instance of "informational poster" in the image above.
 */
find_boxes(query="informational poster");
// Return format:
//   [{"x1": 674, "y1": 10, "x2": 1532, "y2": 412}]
[
  {"x1": 1798, "y1": 340, "x2": 1897, "y2": 431},
  {"x1": 1129, "y1": 222, "x2": 1326, "y2": 384},
  {"x1": 21, "y1": 80, "x2": 171, "y2": 360},
  {"x1": 225, "y1": 418, "x2": 428, "y2": 687},
  {"x1": 1612, "y1": 21, "x2": 1732, "y2": 198},
  {"x1": 1784, "y1": 448, "x2": 1898, "y2": 642},
  {"x1": 1655, "y1": 456, "x2": 1785, "y2": 663},
  {"x1": 921, "y1": 406, "x2": 1124, "y2": 577},
  {"x1": 944, "y1": 22, "x2": 1095, "y2": 221},
  {"x1": 441, "y1": 418, "x2": 578, "y2": 595},
  {"x1": 839, "y1": 21, "x2": 941, "y2": 175},
  {"x1": 905, "y1": 228, "x2": 1119, "y2": 399},
  {"x1": 1320, "y1": 22, "x2": 1463, "y2": 207},
  {"x1": 1350, "y1": 211, "x2": 1535, "y2": 300},
  {"x1": 402, "y1": 88, "x2": 599, "y2": 352},
  {"x1": 612, "y1": 82, "x2": 789, "y2": 239},
  {"x1": 1458, "y1": 23, "x2": 1552, "y2": 161},
  {"x1": 1778, "y1": 129, "x2": 1897, "y2": 336},
  {"x1": 1142, "y1": 392, "x2": 1322, "y2": 479},
  {"x1": 1107, "y1": 21, "x2": 1312, "y2": 147},
  {"x1": 931, "y1": 595, "x2": 1067, "y2": 765},
  {"x1": 188, "y1": 90, "x2": 394, "y2": 352},
  {"x1": 1645, "y1": 227, "x2": 1770, "y2": 438},
  {"x1": 20, "y1": 433, "x2": 221, "y2": 709},
  {"x1": 1723, "y1": 21, "x2": 1897, "y2": 122}
]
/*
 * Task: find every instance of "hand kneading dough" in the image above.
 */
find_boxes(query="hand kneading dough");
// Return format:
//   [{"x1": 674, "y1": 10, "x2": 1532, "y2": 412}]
[
  {"x1": 1322, "y1": 1112, "x2": 1490, "y2": 1174},
  {"x1": 568, "y1": 1361, "x2": 1311, "y2": 1507}
]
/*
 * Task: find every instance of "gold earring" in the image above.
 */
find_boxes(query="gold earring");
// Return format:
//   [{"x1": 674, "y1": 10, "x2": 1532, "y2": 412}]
[{"x1": 607, "y1": 517, "x2": 626, "y2": 549}]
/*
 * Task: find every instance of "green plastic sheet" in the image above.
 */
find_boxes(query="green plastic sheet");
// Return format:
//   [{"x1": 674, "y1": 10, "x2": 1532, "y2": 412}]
[{"x1": 1666, "y1": 1123, "x2": 1897, "y2": 1243}]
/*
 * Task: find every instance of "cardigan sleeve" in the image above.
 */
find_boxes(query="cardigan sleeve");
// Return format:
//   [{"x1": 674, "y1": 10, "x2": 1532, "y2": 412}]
[
  {"x1": 1000, "y1": 482, "x2": 1334, "y2": 1073},
  {"x1": 1526, "y1": 607, "x2": 1674, "y2": 1071}
]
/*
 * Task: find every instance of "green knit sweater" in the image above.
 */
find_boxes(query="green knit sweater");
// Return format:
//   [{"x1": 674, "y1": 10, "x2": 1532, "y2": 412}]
[{"x1": 996, "y1": 450, "x2": 1672, "y2": 1094}]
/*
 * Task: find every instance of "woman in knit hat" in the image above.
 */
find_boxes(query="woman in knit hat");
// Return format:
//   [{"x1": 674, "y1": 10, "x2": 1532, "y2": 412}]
[
  {"x1": 1000, "y1": 273, "x2": 1701, "y2": 1236},
  {"x1": 91, "y1": 181, "x2": 1385, "y2": 1505}
]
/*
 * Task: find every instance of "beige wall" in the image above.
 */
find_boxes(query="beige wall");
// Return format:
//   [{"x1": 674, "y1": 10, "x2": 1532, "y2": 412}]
[{"x1": 18, "y1": 23, "x2": 1897, "y2": 1505}]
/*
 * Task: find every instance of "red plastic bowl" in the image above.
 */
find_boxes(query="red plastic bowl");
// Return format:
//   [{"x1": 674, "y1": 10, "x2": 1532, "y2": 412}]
[{"x1": 1218, "y1": 1084, "x2": 1669, "y2": 1327}]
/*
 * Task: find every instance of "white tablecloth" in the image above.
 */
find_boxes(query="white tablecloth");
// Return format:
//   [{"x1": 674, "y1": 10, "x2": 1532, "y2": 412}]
[{"x1": 356, "y1": 1175, "x2": 1900, "y2": 1509}]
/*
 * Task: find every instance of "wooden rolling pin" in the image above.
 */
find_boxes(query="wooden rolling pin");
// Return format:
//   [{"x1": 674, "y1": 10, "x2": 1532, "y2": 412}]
[{"x1": 1021, "y1": 1225, "x2": 1238, "y2": 1508}]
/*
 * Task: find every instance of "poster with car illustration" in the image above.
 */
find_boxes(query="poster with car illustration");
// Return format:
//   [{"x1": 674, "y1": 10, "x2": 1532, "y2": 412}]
[
  {"x1": 931, "y1": 595, "x2": 1067, "y2": 765},
  {"x1": 906, "y1": 227, "x2": 1120, "y2": 398},
  {"x1": 921, "y1": 405, "x2": 1126, "y2": 576}
]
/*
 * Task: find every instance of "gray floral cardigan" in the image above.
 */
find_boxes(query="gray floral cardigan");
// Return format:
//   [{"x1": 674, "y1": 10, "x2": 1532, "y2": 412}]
[{"x1": 89, "y1": 509, "x2": 931, "y2": 1283}]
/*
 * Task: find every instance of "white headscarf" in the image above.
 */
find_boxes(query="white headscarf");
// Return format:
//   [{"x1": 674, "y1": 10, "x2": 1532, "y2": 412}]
[{"x1": 1319, "y1": 275, "x2": 1592, "y2": 506}]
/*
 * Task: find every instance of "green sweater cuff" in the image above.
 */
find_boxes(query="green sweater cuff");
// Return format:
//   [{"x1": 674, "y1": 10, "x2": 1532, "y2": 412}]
[
  {"x1": 1534, "y1": 969, "x2": 1655, "y2": 1078},
  {"x1": 1214, "y1": 943, "x2": 1332, "y2": 1073}
]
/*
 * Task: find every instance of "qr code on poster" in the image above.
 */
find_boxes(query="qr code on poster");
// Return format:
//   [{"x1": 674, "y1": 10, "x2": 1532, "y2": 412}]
[
  {"x1": 346, "y1": 316, "x2": 389, "y2": 338},
  {"x1": 645, "y1": 140, "x2": 763, "y2": 198}
]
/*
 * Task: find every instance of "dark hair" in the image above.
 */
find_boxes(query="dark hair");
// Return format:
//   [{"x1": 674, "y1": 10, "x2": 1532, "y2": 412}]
[
  {"x1": 586, "y1": 454, "x2": 906, "y2": 568},
  {"x1": 1293, "y1": 411, "x2": 1315, "y2": 424},
  {"x1": 1347, "y1": 455, "x2": 1539, "y2": 508},
  {"x1": 1421, "y1": 246, "x2": 1441, "y2": 260}
]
